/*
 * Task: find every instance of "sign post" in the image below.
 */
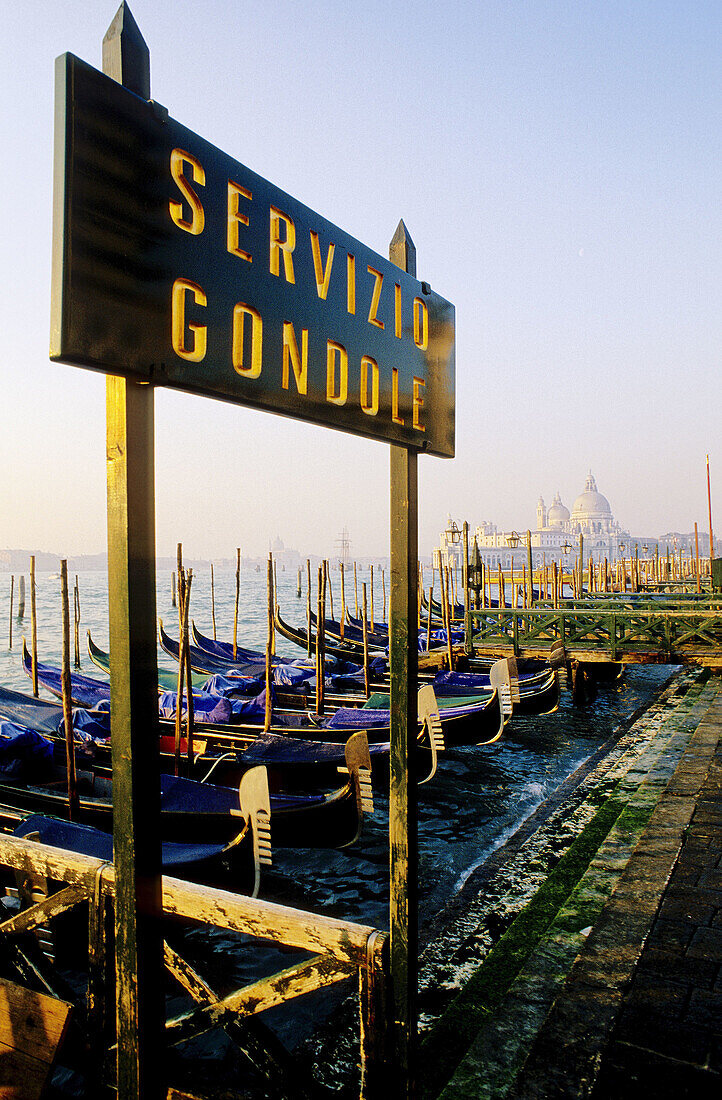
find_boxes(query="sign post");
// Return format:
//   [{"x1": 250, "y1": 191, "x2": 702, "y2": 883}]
[
  {"x1": 101, "y1": 7, "x2": 163, "y2": 1097},
  {"x1": 388, "y1": 221, "x2": 419, "y2": 1094},
  {"x1": 51, "y1": 7, "x2": 454, "y2": 1093}
]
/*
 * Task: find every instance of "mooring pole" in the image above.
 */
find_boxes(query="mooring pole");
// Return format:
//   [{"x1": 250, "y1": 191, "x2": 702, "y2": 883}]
[
  {"x1": 102, "y1": 7, "x2": 163, "y2": 1097},
  {"x1": 707, "y1": 454, "x2": 715, "y2": 567},
  {"x1": 388, "y1": 218, "x2": 419, "y2": 1097}
]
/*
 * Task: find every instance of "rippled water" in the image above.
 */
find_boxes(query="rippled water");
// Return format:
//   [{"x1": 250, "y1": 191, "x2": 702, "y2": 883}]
[{"x1": 0, "y1": 567, "x2": 676, "y2": 1076}]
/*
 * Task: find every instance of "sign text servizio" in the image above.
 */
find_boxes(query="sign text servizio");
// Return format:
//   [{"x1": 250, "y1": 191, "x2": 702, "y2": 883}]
[{"x1": 51, "y1": 54, "x2": 455, "y2": 456}]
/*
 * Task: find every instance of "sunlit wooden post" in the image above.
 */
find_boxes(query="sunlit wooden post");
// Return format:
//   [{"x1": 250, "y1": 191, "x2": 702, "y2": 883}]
[
  {"x1": 388, "y1": 218, "x2": 418, "y2": 1096},
  {"x1": 30, "y1": 555, "x2": 38, "y2": 696},
  {"x1": 102, "y1": 7, "x2": 163, "y2": 1097}
]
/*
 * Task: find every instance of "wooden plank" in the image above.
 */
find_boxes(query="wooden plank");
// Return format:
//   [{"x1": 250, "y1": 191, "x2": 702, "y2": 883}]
[
  {"x1": 165, "y1": 955, "x2": 352, "y2": 1045},
  {"x1": 0, "y1": 884, "x2": 87, "y2": 935},
  {"x1": 0, "y1": 837, "x2": 385, "y2": 964},
  {"x1": 0, "y1": 976, "x2": 72, "y2": 1100}
]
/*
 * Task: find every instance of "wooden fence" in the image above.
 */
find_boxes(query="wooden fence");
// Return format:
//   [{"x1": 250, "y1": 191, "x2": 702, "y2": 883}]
[
  {"x1": 0, "y1": 834, "x2": 389, "y2": 1097},
  {"x1": 467, "y1": 607, "x2": 722, "y2": 664}
]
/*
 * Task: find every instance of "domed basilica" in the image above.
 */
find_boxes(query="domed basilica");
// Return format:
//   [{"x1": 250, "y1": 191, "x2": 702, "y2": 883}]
[
  {"x1": 439, "y1": 472, "x2": 633, "y2": 571},
  {"x1": 536, "y1": 473, "x2": 625, "y2": 545}
]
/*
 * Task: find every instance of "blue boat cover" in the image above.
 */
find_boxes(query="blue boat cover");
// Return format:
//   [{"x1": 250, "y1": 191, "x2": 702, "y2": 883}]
[
  {"x1": 159, "y1": 773, "x2": 239, "y2": 813},
  {"x1": 13, "y1": 814, "x2": 227, "y2": 866},
  {"x1": 158, "y1": 691, "x2": 233, "y2": 724},
  {"x1": 433, "y1": 671, "x2": 491, "y2": 691},
  {"x1": 0, "y1": 721, "x2": 54, "y2": 780},
  {"x1": 202, "y1": 673, "x2": 266, "y2": 698},
  {"x1": 324, "y1": 707, "x2": 391, "y2": 730}
]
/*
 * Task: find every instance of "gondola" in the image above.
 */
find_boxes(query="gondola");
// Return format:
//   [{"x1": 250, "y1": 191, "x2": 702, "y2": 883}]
[
  {"x1": 87, "y1": 630, "x2": 208, "y2": 690},
  {"x1": 2, "y1": 764, "x2": 271, "y2": 894},
  {"x1": 0, "y1": 714, "x2": 374, "y2": 850},
  {"x1": 23, "y1": 640, "x2": 234, "y2": 723}
]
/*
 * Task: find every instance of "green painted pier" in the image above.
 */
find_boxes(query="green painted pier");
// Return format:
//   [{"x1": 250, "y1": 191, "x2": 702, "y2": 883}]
[{"x1": 417, "y1": 666, "x2": 722, "y2": 1097}]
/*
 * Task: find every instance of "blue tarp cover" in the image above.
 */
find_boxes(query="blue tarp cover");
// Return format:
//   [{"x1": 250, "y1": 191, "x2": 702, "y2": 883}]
[
  {"x1": 158, "y1": 691, "x2": 233, "y2": 724},
  {"x1": 13, "y1": 814, "x2": 226, "y2": 866},
  {"x1": 0, "y1": 721, "x2": 54, "y2": 780}
]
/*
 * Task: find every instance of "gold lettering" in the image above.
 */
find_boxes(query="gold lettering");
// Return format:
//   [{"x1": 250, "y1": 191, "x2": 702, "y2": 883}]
[
  {"x1": 347, "y1": 253, "x2": 356, "y2": 314},
  {"x1": 367, "y1": 266, "x2": 384, "y2": 329},
  {"x1": 270, "y1": 207, "x2": 296, "y2": 283},
  {"x1": 326, "y1": 341, "x2": 348, "y2": 405},
  {"x1": 169, "y1": 149, "x2": 205, "y2": 235},
  {"x1": 413, "y1": 296, "x2": 429, "y2": 350},
  {"x1": 310, "y1": 232, "x2": 335, "y2": 299},
  {"x1": 232, "y1": 303, "x2": 262, "y2": 378},
  {"x1": 281, "y1": 322, "x2": 308, "y2": 393},
  {"x1": 391, "y1": 367, "x2": 404, "y2": 425},
  {"x1": 412, "y1": 376, "x2": 426, "y2": 431},
  {"x1": 360, "y1": 356, "x2": 379, "y2": 416},
  {"x1": 171, "y1": 278, "x2": 207, "y2": 361},
  {"x1": 227, "y1": 181, "x2": 252, "y2": 262},
  {"x1": 394, "y1": 283, "x2": 402, "y2": 338}
]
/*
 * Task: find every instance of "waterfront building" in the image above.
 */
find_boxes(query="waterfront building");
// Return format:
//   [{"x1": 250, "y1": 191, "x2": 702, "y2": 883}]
[{"x1": 435, "y1": 471, "x2": 692, "y2": 572}]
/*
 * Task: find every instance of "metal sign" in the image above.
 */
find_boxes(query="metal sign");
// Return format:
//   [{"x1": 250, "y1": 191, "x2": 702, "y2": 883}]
[{"x1": 51, "y1": 53, "x2": 455, "y2": 457}]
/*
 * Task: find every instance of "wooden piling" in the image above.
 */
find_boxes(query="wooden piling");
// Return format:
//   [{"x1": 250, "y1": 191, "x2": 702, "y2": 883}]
[
  {"x1": 327, "y1": 561, "x2": 334, "y2": 622},
  {"x1": 382, "y1": 568, "x2": 387, "y2": 624},
  {"x1": 315, "y1": 565, "x2": 324, "y2": 715},
  {"x1": 265, "y1": 556, "x2": 274, "y2": 732},
  {"x1": 362, "y1": 583, "x2": 370, "y2": 697},
  {"x1": 17, "y1": 575, "x2": 25, "y2": 620},
  {"x1": 443, "y1": 567, "x2": 454, "y2": 671},
  {"x1": 8, "y1": 576, "x2": 13, "y2": 650},
  {"x1": 30, "y1": 555, "x2": 38, "y2": 697},
  {"x1": 306, "y1": 559, "x2": 312, "y2": 659},
  {"x1": 233, "y1": 548, "x2": 241, "y2": 660},
  {"x1": 695, "y1": 523, "x2": 701, "y2": 593},
  {"x1": 426, "y1": 587, "x2": 433, "y2": 653},
  {"x1": 171, "y1": 571, "x2": 176, "y2": 608},
  {"x1": 297, "y1": 566, "x2": 302, "y2": 599},
  {"x1": 210, "y1": 563, "x2": 216, "y2": 640},
  {"x1": 74, "y1": 575, "x2": 81, "y2": 668},
  {"x1": 370, "y1": 564, "x2": 375, "y2": 631},
  {"x1": 707, "y1": 454, "x2": 715, "y2": 568},
  {"x1": 60, "y1": 562, "x2": 79, "y2": 821},
  {"x1": 339, "y1": 562, "x2": 346, "y2": 639},
  {"x1": 174, "y1": 573, "x2": 185, "y2": 778},
  {"x1": 183, "y1": 571, "x2": 195, "y2": 772}
]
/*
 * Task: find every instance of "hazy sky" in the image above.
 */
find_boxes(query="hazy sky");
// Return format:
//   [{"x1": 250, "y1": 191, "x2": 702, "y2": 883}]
[{"x1": 2, "y1": 1, "x2": 719, "y2": 561}]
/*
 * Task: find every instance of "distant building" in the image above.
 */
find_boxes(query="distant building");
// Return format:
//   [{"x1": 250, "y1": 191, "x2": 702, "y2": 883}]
[{"x1": 434, "y1": 471, "x2": 697, "y2": 572}]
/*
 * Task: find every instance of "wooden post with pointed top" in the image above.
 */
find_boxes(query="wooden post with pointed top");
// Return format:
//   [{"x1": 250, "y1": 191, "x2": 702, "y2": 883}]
[
  {"x1": 388, "y1": 218, "x2": 418, "y2": 1097},
  {"x1": 30, "y1": 556, "x2": 38, "y2": 696},
  {"x1": 60, "y1": 562, "x2": 79, "y2": 821},
  {"x1": 102, "y1": 7, "x2": 163, "y2": 1098}
]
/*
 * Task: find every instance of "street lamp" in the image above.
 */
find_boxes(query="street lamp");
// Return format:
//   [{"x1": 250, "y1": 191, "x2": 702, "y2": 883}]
[
  {"x1": 506, "y1": 530, "x2": 521, "y2": 548},
  {"x1": 445, "y1": 519, "x2": 462, "y2": 544},
  {"x1": 561, "y1": 540, "x2": 572, "y2": 556}
]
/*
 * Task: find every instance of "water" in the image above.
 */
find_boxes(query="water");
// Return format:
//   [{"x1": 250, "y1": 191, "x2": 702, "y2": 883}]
[{"x1": 0, "y1": 567, "x2": 675, "y2": 1081}]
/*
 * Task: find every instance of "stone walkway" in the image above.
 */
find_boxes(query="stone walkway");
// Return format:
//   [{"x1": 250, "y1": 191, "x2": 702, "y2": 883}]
[
  {"x1": 510, "y1": 676, "x2": 722, "y2": 1098},
  {"x1": 432, "y1": 672, "x2": 722, "y2": 1098}
]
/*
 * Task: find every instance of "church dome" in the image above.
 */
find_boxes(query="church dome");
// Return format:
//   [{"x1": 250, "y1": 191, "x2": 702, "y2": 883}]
[
  {"x1": 572, "y1": 473, "x2": 611, "y2": 519},
  {"x1": 547, "y1": 492, "x2": 570, "y2": 527}
]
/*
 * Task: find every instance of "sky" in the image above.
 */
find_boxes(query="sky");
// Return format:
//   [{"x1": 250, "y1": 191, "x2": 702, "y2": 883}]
[{"x1": 1, "y1": 1, "x2": 720, "y2": 561}]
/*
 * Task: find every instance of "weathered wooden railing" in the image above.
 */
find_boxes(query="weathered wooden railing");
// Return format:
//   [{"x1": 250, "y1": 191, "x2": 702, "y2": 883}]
[
  {"x1": 467, "y1": 607, "x2": 722, "y2": 664},
  {"x1": 0, "y1": 834, "x2": 389, "y2": 1097}
]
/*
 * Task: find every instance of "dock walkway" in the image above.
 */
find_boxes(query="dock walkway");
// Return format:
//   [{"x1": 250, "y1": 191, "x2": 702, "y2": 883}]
[{"x1": 422, "y1": 672, "x2": 722, "y2": 1098}]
